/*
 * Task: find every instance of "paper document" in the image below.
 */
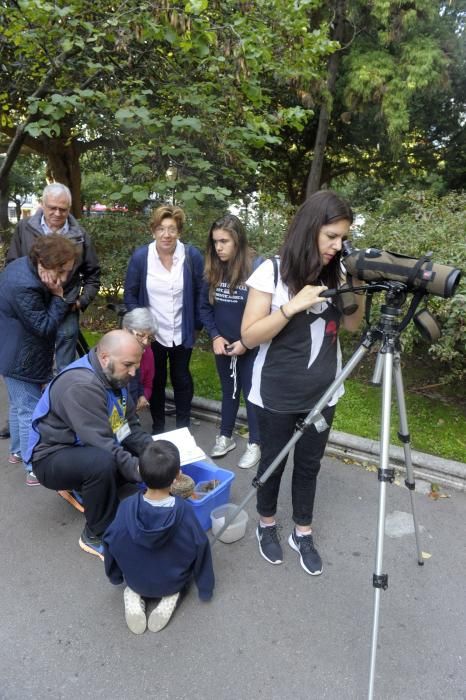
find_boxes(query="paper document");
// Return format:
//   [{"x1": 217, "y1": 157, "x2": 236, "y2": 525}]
[{"x1": 152, "y1": 427, "x2": 206, "y2": 466}]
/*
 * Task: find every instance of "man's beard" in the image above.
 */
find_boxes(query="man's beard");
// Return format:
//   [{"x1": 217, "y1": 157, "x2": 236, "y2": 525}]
[{"x1": 103, "y1": 360, "x2": 129, "y2": 390}]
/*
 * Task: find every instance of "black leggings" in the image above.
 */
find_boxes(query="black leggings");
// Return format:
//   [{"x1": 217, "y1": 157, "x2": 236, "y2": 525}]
[
  {"x1": 150, "y1": 340, "x2": 193, "y2": 433},
  {"x1": 255, "y1": 404, "x2": 335, "y2": 526}
]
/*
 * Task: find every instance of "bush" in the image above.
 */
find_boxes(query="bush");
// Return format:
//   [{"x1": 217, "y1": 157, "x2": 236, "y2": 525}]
[{"x1": 83, "y1": 214, "x2": 149, "y2": 299}]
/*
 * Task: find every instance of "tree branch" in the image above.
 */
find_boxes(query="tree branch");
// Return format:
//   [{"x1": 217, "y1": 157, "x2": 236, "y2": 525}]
[{"x1": 0, "y1": 49, "x2": 72, "y2": 185}]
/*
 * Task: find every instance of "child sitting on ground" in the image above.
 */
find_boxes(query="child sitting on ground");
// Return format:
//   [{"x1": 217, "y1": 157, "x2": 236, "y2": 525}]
[{"x1": 103, "y1": 440, "x2": 215, "y2": 634}]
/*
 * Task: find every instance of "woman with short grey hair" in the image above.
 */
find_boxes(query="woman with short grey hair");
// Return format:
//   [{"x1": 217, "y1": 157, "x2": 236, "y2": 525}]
[{"x1": 122, "y1": 308, "x2": 157, "y2": 413}]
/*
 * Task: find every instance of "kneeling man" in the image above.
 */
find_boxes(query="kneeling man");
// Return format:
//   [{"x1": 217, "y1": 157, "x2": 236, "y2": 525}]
[{"x1": 25, "y1": 330, "x2": 152, "y2": 560}]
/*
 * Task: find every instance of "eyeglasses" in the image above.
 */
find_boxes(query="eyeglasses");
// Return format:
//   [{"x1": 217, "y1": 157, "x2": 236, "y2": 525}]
[
  {"x1": 154, "y1": 226, "x2": 178, "y2": 235},
  {"x1": 44, "y1": 205, "x2": 70, "y2": 214},
  {"x1": 132, "y1": 331, "x2": 156, "y2": 344}
]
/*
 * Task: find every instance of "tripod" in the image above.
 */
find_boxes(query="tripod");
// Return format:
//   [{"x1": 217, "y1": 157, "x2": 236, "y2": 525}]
[{"x1": 213, "y1": 281, "x2": 425, "y2": 699}]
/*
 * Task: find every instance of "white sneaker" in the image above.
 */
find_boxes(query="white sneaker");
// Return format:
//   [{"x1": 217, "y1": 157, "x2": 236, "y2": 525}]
[
  {"x1": 238, "y1": 443, "x2": 261, "y2": 469},
  {"x1": 123, "y1": 586, "x2": 146, "y2": 635},
  {"x1": 147, "y1": 592, "x2": 180, "y2": 632},
  {"x1": 210, "y1": 435, "x2": 236, "y2": 458}
]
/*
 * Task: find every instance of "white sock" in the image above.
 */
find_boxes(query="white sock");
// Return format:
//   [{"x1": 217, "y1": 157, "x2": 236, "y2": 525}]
[
  {"x1": 295, "y1": 528, "x2": 312, "y2": 537},
  {"x1": 260, "y1": 521, "x2": 276, "y2": 528}
]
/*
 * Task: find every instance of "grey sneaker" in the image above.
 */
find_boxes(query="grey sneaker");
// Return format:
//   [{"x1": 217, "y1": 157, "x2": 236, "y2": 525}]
[
  {"x1": 26, "y1": 471, "x2": 40, "y2": 486},
  {"x1": 288, "y1": 529, "x2": 323, "y2": 575},
  {"x1": 210, "y1": 435, "x2": 236, "y2": 458},
  {"x1": 147, "y1": 592, "x2": 180, "y2": 632},
  {"x1": 238, "y1": 443, "x2": 261, "y2": 469},
  {"x1": 256, "y1": 524, "x2": 283, "y2": 564},
  {"x1": 124, "y1": 586, "x2": 147, "y2": 635}
]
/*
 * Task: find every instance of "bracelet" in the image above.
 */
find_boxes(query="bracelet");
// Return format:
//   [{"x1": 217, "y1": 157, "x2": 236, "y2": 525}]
[
  {"x1": 279, "y1": 304, "x2": 291, "y2": 321},
  {"x1": 239, "y1": 338, "x2": 249, "y2": 350}
]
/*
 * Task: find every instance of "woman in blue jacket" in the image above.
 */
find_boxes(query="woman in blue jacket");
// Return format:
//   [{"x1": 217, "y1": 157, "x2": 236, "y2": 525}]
[
  {"x1": 0, "y1": 234, "x2": 76, "y2": 485},
  {"x1": 200, "y1": 214, "x2": 262, "y2": 470},
  {"x1": 124, "y1": 205, "x2": 203, "y2": 434}
]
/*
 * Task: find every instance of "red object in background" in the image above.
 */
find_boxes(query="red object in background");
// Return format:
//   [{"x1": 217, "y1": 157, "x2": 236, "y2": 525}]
[{"x1": 83, "y1": 203, "x2": 129, "y2": 215}]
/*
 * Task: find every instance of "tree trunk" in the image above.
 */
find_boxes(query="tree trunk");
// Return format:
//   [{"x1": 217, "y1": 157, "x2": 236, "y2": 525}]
[
  {"x1": 306, "y1": 0, "x2": 346, "y2": 198},
  {"x1": 0, "y1": 180, "x2": 10, "y2": 238},
  {"x1": 45, "y1": 139, "x2": 82, "y2": 218}
]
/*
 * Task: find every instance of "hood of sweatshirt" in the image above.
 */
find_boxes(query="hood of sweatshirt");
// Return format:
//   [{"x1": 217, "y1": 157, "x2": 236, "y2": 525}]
[{"x1": 124, "y1": 493, "x2": 187, "y2": 549}]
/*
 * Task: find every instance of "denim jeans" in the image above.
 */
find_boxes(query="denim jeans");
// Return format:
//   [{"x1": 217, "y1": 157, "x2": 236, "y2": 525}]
[
  {"x1": 3, "y1": 376, "x2": 42, "y2": 472},
  {"x1": 55, "y1": 309, "x2": 80, "y2": 372},
  {"x1": 215, "y1": 351, "x2": 260, "y2": 443},
  {"x1": 255, "y1": 404, "x2": 336, "y2": 526}
]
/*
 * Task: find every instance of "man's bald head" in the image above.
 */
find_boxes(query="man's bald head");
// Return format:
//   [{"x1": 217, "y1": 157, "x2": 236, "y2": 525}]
[
  {"x1": 97, "y1": 329, "x2": 141, "y2": 357},
  {"x1": 97, "y1": 330, "x2": 142, "y2": 389}
]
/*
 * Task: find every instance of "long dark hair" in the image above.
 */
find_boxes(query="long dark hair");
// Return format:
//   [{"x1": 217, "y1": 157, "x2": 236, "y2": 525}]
[
  {"x1": 280, "y1": 190, "x2": 353, "y2": 295},
  {"x1": 204, "y1": 214, "x2": 254, "y2": 304}
]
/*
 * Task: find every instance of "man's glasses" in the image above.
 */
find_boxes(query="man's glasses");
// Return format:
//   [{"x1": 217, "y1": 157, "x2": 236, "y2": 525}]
[{"x1": 44, "y1": 205, "x2": 70, "y2": 214}]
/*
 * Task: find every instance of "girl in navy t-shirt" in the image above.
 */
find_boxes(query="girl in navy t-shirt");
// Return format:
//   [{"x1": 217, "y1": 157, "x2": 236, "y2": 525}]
[{"x1": 200, "y1": 214, "x2": 263, "y2": 470}]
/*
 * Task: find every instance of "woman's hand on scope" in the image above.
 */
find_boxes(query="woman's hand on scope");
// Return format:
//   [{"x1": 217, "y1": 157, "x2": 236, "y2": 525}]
[{"x1": 285, "y1": 284, "x2": 328, "y2": 316}]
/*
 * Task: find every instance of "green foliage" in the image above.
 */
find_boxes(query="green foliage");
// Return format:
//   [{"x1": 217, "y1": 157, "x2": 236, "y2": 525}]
[
  {"x1": 180, "y1": 345, "x2": 466, "y2": 462},
  {"x1": 333, "y1": 379, "x2": 466, "y2": 464},
  {"x1": 258, "y1": 0, "x2": 465, "y2": 203},
  {"x1": 0, "y1": 0, "x2": 334, "y2": 207},
  {"x1": 354, "y1": 189, "x2": 466, "y2": 384},
  {"x1": 83, "y1": 214, "x2": 149, "y2": 298}
]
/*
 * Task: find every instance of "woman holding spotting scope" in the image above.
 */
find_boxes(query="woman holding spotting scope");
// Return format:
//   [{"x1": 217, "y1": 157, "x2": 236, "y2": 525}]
[{"x1": 241, "y1": 190, "x2": 365, "y2": 575}]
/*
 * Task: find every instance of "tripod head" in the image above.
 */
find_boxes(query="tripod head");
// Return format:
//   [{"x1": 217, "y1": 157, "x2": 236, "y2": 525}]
[{"x1": 322, "y1": 279, "x2": 441, "y2": 343}]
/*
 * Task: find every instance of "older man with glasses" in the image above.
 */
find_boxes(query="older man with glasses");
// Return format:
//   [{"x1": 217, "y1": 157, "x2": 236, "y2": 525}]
[{"x1": 6, "y1": 182, "x2": 101, "y2": 371}]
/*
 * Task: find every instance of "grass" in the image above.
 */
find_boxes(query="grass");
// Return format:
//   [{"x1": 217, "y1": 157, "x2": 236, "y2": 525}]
[
  {"x1": 187, "y1": 347, "x2": 466, "y2": 464},
  {"x1": 82, "y1": 330, "x2": 465, "y2": 463}
]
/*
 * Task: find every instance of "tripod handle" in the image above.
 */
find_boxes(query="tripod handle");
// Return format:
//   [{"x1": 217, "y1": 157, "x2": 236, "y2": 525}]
[{"x1": 321, "y1": 288, "x2": 338, "y2": 298}]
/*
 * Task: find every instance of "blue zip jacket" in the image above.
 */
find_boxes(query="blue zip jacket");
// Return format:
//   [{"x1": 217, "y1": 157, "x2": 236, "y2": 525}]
[
  {"x1": 0, "y1": 256, "x2": 68, "y2": 382},
  {"x1": 123, "y1": 243, "x2": 204, "y2": 348},
  {"x1": 103, "y1": 492, "x2": 215, "y2": 601}
]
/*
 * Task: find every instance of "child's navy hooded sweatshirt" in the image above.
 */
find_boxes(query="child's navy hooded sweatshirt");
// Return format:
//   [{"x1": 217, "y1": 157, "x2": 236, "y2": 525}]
[{"x1": 103, "y1": 492, "x2": 214, "y2": 601}]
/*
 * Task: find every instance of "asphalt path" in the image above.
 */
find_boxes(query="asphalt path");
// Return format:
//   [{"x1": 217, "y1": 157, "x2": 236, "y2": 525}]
[{"x1": 0, "y1": 383, "x2": 465, "y2": 700}]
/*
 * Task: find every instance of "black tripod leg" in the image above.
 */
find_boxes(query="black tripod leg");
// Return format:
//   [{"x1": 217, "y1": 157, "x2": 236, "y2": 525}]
[
  {"x1": 393, "y1": 352, "x2": 424, "y2": 565},
  {"x1": 368, "y1": 349, "x2": 395, "y2": 700},
  {"x1": 76, "y1": 330, "x2": 90, "y2": 358}
]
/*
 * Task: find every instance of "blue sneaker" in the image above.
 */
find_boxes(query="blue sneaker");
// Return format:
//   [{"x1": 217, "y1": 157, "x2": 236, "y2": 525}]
[{"x1": 79, "y1": 526, "x2": 104, "y2": 561}]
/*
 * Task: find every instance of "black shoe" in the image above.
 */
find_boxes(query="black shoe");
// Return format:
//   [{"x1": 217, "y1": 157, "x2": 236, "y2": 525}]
[
  {"x1": 256, "y1": 524, "x2": 283, "y2": 565},
  {"x1": 288, "y1": 529, "x2": 322, "y2": 576},
  {"x1": 0, "y1": 425, "x2": 10, "y2": 439}
]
